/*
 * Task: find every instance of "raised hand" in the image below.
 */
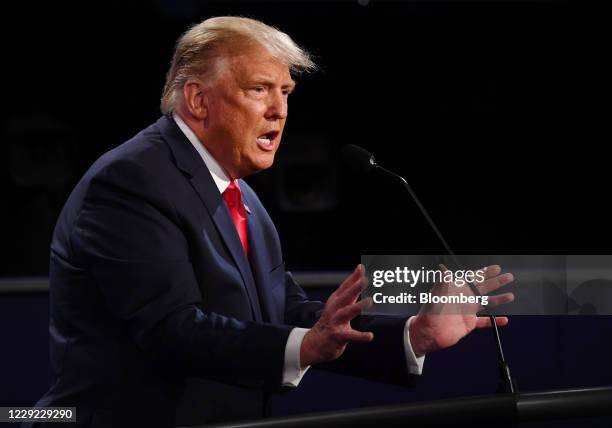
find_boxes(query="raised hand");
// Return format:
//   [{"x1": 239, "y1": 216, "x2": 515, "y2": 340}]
[
  {"x1": 300, "y1": 264, "x2": 374, "y2": 367},
  {"x1": 409, "y1": 264, "x2": 514, "y2": 356}
]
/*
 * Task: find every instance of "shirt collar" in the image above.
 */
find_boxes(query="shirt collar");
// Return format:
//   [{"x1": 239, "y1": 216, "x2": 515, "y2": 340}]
[{"x1": 172, "y1": 113, "x2": 233, "y2": 194}]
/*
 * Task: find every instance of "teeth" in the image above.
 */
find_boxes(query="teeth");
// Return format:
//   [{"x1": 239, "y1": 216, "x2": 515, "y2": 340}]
[{"x1": 257, "y1": 137, "x2": 272, "y2": 146}]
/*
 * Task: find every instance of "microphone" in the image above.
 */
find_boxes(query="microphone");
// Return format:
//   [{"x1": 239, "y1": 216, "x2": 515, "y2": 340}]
[
  {"x1": 341, "y1": 144, "x2": 376, "y2": 174},
  {"x1": 342, "y1": 144, "x2": 516, "y2": 394}
]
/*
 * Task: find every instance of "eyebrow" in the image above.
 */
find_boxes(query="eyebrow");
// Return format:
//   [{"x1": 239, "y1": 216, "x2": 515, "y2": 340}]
[{"x1": 250, "y1": 76, "x2": 296, "y2": 91}]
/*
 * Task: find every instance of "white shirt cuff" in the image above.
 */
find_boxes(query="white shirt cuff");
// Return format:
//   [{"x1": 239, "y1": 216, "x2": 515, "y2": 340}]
[
  {"x1": 282, "y1": 327, "x2": 311, "y2": 387},
  {"x1": 404, "y1": 316, "x2": 426, "y2": 375}
]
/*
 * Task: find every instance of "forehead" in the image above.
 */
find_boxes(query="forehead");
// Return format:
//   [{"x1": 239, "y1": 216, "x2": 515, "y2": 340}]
[{"x1": 222, "y1": 44, "x2": 294, "y2": 86}]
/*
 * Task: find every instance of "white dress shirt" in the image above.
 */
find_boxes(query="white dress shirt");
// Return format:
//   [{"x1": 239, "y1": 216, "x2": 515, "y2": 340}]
[{"x1": 173, "y1": 113, "x2": 425, "y2": 386}]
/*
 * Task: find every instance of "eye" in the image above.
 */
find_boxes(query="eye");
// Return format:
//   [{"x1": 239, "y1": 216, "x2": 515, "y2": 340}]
[{"x1": 250, "y1": 86, "x2": 266, "y2": 95}]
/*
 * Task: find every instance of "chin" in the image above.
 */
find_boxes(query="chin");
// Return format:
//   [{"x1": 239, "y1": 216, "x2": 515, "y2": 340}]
[
  {"x1": 240, "y1": 157, "x2": 275, "y2": 177},
  {"x1": 255, "y1": 154, "x2": 276, "y2": 170}
]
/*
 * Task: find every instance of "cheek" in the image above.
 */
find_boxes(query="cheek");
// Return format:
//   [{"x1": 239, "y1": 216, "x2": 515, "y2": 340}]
[
  {"x1": 210, "y1": 97, "x2": 245, "y2": 128},
  {"x1": 226, "y1": 106, "x2": 261, "y2": 136}
]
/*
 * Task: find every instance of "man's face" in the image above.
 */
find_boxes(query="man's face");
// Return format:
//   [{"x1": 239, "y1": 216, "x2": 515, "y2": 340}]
[{"x1": 201, "y1": 45, "x2": 295, "y2": 179}]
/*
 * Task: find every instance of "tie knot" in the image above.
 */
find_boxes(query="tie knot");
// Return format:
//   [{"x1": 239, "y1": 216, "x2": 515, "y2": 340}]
[
  {"x1": 223, "y1": 180, "x2": 241, "y2": 208},
  {"x1": 226, "y1": 179, "x2": 239, "y2": 192},
  {"x1": 222, "y1": 179, "x2": 248, "y2": 255}
]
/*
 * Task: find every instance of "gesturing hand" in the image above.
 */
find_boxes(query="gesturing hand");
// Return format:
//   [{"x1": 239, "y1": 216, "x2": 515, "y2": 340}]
[
  {"x1": 300, "y1": 264, "x2": 374, "y2": 367},
  {"x1": 409, "y1": 264, "x2": 515, "y2": 357}
]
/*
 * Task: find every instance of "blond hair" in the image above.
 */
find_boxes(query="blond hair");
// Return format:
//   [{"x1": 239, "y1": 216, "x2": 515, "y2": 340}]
[{"x1": 160, "y1": 16, "x2": 316, "y2": 114}]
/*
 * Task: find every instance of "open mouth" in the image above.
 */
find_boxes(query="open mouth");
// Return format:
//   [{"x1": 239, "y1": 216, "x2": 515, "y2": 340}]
[{"x1": 256, "y1": 130, "x2": 279, "y2": 151}]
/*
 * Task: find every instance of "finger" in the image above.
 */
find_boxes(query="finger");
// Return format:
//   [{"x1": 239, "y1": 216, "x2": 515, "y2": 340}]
[
  {"x1": 335, "y1": 300, "x2": 363, "y2": 324},
  {"x1": 339, "y1": 276, "x2": 367, "y2": 307},
  {"x1": 336, "y1": 297, "x2": 372, "y2": 324},
  {"x1": 475, "y1": 316, "x2": 509, "y2": 328},
  {"x1": 481, "y1": 265, "x2": 501, "y2": 280},
  {"x1": 486, "y1": 292, "x2": 515, "y2": 308},
  {"x1": 334, "y1": 264, "x2": 364, "y2": 299},
  {"x1": 327, "y1": 265, "x2": 364, "y2": 310},
  {"x1": 478, "y1": 272, "x2": 514, "y2": 295},
  {"x1": 340, "y1": 329, "x2": 374, "y2": 343},
  {"x1": 437, "y1": 264, "x2": 454, "y2": 285}
]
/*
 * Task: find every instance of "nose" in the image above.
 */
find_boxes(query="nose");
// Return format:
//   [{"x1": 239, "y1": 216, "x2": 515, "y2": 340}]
[{"x1": 265, "y1": 89, "x2": 288, "y2": 120}]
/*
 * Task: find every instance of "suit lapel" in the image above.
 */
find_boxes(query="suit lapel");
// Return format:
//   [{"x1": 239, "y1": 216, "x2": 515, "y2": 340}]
[
  {"x1": 242, "y1": 188, "x2": 281, "y2": 324},
  {"x1": 156, "y1": 115, "x2": 263, "y2": 322}
]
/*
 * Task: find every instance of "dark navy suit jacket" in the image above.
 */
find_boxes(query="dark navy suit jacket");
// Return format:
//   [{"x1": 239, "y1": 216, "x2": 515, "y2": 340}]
[{"x1": 30, "y1": 116, "x2": 412, "y2": 428}]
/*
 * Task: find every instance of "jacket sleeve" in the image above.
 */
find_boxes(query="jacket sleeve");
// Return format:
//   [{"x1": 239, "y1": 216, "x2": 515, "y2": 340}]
[{"x1": 71, "y1": 158, "x2": 292, "y2": 390}]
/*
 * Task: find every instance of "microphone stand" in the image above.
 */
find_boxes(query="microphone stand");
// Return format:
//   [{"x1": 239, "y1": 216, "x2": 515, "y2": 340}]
[{"x1": 374, "y1": 163, "x2": 516, "y2": 394}]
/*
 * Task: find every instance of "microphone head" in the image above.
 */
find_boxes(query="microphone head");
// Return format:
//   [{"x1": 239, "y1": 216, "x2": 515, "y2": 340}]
[{"x1": 341, "y1": 144, "x2": 377, "y2": 173}]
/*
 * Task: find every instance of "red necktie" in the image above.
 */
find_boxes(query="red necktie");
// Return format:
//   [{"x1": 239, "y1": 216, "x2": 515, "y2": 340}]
[{"x1": 223, "y1": 180, "x2": 248, "y2": 255}]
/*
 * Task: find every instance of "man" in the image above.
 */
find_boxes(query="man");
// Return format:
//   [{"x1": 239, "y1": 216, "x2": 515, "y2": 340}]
[{"x1": 31, "y1": 17, "x2": 512, "y2": 427}]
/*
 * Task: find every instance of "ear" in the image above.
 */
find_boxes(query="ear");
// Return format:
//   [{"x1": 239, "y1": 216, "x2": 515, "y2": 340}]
[{"x1": 183, "y1": 79, "x2": 208, "y2": 120}]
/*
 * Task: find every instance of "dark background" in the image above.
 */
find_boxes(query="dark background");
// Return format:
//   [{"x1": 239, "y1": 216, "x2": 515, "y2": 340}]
[{"x1": 1, "y1": 0, "x2": 611, "y2": 425}]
